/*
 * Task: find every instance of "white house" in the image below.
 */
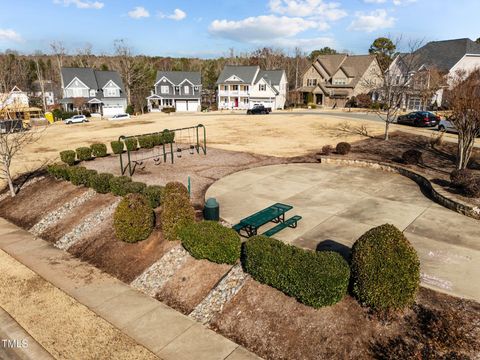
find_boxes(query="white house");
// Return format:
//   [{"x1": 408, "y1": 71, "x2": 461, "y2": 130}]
[
  {"x1": 216, "y1": 65, "x2": 287, "y2": 110},
  {"x1": 60, "y1": 67, "x2": 128, "y2": 116},
  {"x1": 388, "y1": 38, "x2": 480, "y2": 110},
  {"x1": 0, "y1": 86, "x2": 29, "y2": 111},
  {"x1": 30, "y1": 80, "x2": 55, "y2": 106}
]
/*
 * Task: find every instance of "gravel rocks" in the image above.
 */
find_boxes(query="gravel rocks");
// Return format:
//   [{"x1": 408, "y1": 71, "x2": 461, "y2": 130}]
[
  {"x1": 30, "y1": 190, "x2": 96, "y2": 235},
  {"x1": 54, "y1": 199, "x2": 120, "y2": 251},
  {"x1": 189, "y1": 264, "x2": 248, "y2": 324},
  {"x1": 131, "y1": 245, "x2": 189, "y2": 297}
]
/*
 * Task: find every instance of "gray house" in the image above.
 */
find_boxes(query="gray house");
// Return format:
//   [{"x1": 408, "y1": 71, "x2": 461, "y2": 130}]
[
  {"x1": 147, "y1": 71, "x2": 202, "y2": 112},
  {"x1": 60, "y1": 67, "x2": 127, "y2": 116}
]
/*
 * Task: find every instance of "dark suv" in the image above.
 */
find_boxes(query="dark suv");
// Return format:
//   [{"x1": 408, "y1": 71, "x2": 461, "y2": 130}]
[
  {"x1": 247, "y1": 104, "x2": 271, "y2": 115},
  {"x1": 396, "y1": 111, "x2": 440, "y2": 127}
]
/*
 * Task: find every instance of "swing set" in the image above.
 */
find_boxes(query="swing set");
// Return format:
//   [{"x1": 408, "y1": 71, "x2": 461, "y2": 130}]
[{"x1": 118, "y1": 124, "x2": 206, "y2": 176}]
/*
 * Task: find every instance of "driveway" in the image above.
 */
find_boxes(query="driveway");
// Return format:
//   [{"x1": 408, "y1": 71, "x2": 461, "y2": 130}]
[{"x1": 206, "y1": 163, "x2": 480, "y2": 302}]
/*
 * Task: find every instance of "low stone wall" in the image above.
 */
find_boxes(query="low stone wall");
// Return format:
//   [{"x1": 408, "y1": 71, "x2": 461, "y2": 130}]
[{"x1": 318, "y1": 157, "x2": 480, "y2": 220}]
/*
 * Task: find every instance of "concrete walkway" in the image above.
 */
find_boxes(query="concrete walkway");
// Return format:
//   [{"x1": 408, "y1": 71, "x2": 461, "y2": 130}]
[
  {"x1": 0, "y1": 218, "x2": 259, "y2": 360},
  {"x1": 206, "y1": 163, "x2": 480, "y2": 302}
]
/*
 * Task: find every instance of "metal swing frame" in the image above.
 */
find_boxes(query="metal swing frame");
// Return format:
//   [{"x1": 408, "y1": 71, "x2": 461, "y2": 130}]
[{"x1": 118, "y1": 124, "x2": 206, "y2": 176}]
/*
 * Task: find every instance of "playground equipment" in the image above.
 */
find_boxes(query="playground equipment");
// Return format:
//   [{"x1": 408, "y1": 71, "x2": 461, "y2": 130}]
[{"x1": 118, "y1": 124, "x2": 206, "y2": 176}]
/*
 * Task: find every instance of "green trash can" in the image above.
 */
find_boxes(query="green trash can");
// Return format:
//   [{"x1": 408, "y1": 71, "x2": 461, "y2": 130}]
[{"x1": 204, "y1": 198, "x2": 219, "y2": 221}]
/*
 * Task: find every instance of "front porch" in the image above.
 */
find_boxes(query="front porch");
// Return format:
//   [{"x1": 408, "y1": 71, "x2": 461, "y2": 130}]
[
  {"x1": 146, "y1": 95, "x2": 174, "y2": 112},
  {"x1": 218, "y1": 96, "x2": 250, "y2": 110}
]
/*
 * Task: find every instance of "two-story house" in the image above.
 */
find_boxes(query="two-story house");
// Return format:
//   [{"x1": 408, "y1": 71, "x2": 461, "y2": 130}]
[
  {"x1": 388, "y1": 38, "x2": 480, "y2": 110},
  {"x1": 147, "y1": 71, "x2": 201, "y2": 112},
  {"x1": 216, "y1": 65, "x2": 287, "y2": 110},
  {"x1": 298, "y1": 54, "x2": 382, "y2": 108},
  {"x1": 60, "y1": 67, "x2": 127, "y2": 116}
]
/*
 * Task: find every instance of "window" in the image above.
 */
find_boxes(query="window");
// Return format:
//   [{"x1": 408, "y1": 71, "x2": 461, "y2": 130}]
[
  {"x1": 161, "y1": 85, "x2": 169, "y2": 94},
  {"x1": 184, "y1": 86, "x2": 190, "y2": 94},
  {"x1": 104, "y1": 88, "x2": 119, "y2": 97},
  {"x1": 259, "y1": 84, "x2": 266, "y2": 91},
  {"x1": 175, "y1": 86, "x2": 180, "y2": 92},
  {"x1": 307, "y1": 79, "x2": 317, "y2": 86},
  {"x1": 333, "y1": 78, "x2": 347, "y2": 85},
  {"x1": 194, "y1": 86, "x2": 199, "y2": 91},
  {"x1": 223, "y1": 85, "x2": 228, "y2": 91},
  {"x1": 232, "y1": 85, "x2": 239, "y2": 91}
]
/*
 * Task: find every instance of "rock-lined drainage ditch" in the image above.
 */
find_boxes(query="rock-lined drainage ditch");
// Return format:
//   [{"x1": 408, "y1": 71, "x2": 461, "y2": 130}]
[
  {"x1": 54, "y1": 199, "x2": 121, "y2": 251},
  {"x1": 131, "y1": 245, "x2": 189, "y2": 297},
  {"x1": 30, "y1": 189, "x2": 96, "y2": 236},
  {"x1": 189, "y1": 264, "x2": 249, "y2": 325}
]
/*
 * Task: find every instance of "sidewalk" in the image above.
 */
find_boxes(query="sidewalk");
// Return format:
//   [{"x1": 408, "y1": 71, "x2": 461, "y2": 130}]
[{"x1": 0, "y1": 217, "x2": 259, "y2": 360}]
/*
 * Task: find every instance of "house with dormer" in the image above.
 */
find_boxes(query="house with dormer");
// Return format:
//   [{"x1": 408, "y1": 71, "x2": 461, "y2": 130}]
[
  {"x1": 298, "y1": 54, "x2": 382, "y2": 108},
  {"x1": 216, "y1": 65, "x2": 287, "y2": 110},
  {"x1": 147, "y1": 71, "x2": 202, "y2": 112},
  {"x1": 60, "y1": 67, "x2": 127, "y2": 116}
]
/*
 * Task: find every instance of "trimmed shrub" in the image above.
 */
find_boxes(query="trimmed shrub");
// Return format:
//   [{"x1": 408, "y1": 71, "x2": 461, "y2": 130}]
[
  {"x1": 90, "y1": 173, "x2": 114, "y2": 194},
  {"x1": 242, "y1": 236, "x2": 350, "y2": 308},
  {"x1": 68, "y1": 166, "x2": 96, "y2": 186},
  {"x1": 162, "y1": 129, "x2": 175, "y2": 144},
  {"x1": 322, "y1": 145, "x2": 333, "y2": 155},
  {"x1": 124, "y1": 138, "x2": 138, "y2": 152},
  {"x1": 47, "y1": 163, "x2": 71, "y2": 180},
  {"x1": 161, "y1": 107, "x2": 176, "y2": 114},
  {"x1": 90, "y1": 143, "x2": 108, "y2": 158},
  {"x1": 76, "y1": 147, "x2": 93, "y2": 161},
  {"x1": 351, "y1": 224, "x2": 420, "y2": 312},
  {"x1": 60, "y1": 150, "x2": 76, "y2": 166},
  {"x1": 162, "y1": 182, "x2": 195, "y2": 241},
  {"x1": 113, "y1": 193, "x2": 154, "y2": 243},
  {"x1": 138, "y1": 135, "x2": 155, "y2": 149},
  {"x1": 109, "y1": 176, "x2": 132, "y2": 196},
  {"x1": 125, "y1": 104, "x2": 134, "y2": 115},
  {"x1": 336, "y1": 142, "x2": 351, "y2": 155},
  {"x1": 143, "y1": 185, "x2": 164, "y2": 208},
  {"x1": 111, "y1": 141, "x2": 124, "y2": 154},
  {"x1": 152, "y1": 133, "x2": 163, "y2": 146},
  {"x1": 124, "y1": 181, "x2": 147, "y2": 194},
  {"x1": 179, "y1": 221, "x2": 241, "y2": 264},
  {"x1": 402, "y1": 149, "x2": 423, "y2": 165}
]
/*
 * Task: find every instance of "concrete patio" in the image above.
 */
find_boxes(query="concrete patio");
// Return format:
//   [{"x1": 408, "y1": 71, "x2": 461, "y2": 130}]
[{"x1": 206, "y1": 163, "x2": 480, "y2": 301}]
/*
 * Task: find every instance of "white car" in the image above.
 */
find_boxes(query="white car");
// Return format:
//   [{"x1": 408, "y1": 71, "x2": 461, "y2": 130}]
[
  {"x1": 108, "y1": 113, "x2": 131, "y2": 121},
  {"x1": 64, "y1": 114, "x2": 88, "y2": 124},
  {"x1": 438, "y1": 119, "x2": 458, "y2": 133}
]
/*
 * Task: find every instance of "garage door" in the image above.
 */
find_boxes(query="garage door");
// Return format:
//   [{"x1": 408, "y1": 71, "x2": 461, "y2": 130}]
[
  {"x1": 187, "y1": 100, "x2": 199, "y2": 112},
  {"x1": 103, "y1": 105, "x2": 124, "y2": 117},
  {"x1": 176, "y1": 101, "x2": 187, "y2": 112}
]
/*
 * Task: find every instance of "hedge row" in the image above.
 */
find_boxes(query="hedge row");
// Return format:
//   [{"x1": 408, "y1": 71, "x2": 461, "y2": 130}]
[
  {"x1": 59, "y1": 143, "x2": 108, "y2": 165},
  {"x1": 242, "y1": 236, "x2": 350, "y2": 308},
  {"x1": 47, "y1": 164, "x2": 164, "y2": 208}
]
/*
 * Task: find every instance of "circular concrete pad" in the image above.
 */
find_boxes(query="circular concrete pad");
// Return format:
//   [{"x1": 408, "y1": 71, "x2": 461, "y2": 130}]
[{"x1": 207, "y1": 163, "x2": 480, "y2": 301}]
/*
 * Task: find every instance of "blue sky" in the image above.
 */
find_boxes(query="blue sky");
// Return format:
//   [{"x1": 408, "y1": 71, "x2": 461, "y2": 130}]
[{"x1": 0, "y1": 0, "x2": 479, "y2": 57}]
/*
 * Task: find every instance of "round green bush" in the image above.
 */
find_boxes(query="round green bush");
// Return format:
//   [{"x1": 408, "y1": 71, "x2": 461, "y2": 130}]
[
  {"x1": 143, "y1": 185, "x2": 164, "y2": 208},
  {"x1": 179, "y1": 221, "x2": 241, "y2": 264},
  {"x1": 124, "y1": 138, "x2": 138, "y2": 152},
  {"x1": 336, "y1": 142, "x2": 352, "y2": 155},
  {"x1": 60, "y1": 150, "x2": 76, "y2": 166},
  {"x1": 68, "y1": 166, "x2": 96, "y2": 186},
  {"x1": 47, "y1": 163, "x2": 70, "y2": 180},
  {"x1": 111, "y1": 141, "x2": 124, "y2": 154},
  {"x1": 109, "y1": 176, "x2": 132, "y2": 196},
  {"x1": 162, "y1": 182, "x2": 195, "y2": 241},
  {"x1": 351, "y1": 224, "x2": 420, "y2": 312},
  {"x1": 90, "y1": 143, "x2": 108, "y2": 157},
  {"x1": 90, "y1": 173, "x2": 114, "y2": 194},
  {"x1": 113, "y1": 194, "x2": 154, "y2": 243},
  {"x1": 242, "y1": 236, "x2": 350, "y2": 308},
  {"x1": 402, "y1": 149, "x2": 423, "y2": 165},
  {"x1": 126, "y1": 104, "x2": 134, "y2": 115},
  {"x1": 76, "y1": 147, "x2": 93, "y2": 161},
  {"x1": 162, "y1": 129, "x2": 175, "y2": 143},
  {"x1": 124, "y1": 181, "x2": 147, "y2": 194},
  {"x1": 152, "y1": 133, "x2": 163, "y2": 146},
  {"x1": 138, "y1": 135, "x2": 155, "y2": 149}
]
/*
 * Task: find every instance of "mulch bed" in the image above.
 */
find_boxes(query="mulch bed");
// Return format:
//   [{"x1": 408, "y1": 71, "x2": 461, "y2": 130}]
[
  {"x1": 156, "y1": 258, "x2": 232, "y2": 315},
  {"x1": 329, "y1": 131, "x2": 480, "y2": 207},
  {"x1": 211, "y1": 279, "x2": 480, "y2": 360}
]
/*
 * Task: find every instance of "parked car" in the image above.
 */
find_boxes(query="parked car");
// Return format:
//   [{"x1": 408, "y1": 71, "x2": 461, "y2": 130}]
[
  {"x1": 108, "y1": 113, "x2": 131, "y2": 121},
  {"x1": 396, "y1": 111, "x2": 440, "y2": 127},
  {"x1": 438, "y1": 119, "x2": 458, "y2": 133},
  {"x1": 247, "y1": 104, "x2": 271, "y2": 115},
  {"x1": 0, "y1": 119, "x2": 24, "y2": 134},
  {"x1": 64, "y1": 114, "x2": 88, "y2": 124}
]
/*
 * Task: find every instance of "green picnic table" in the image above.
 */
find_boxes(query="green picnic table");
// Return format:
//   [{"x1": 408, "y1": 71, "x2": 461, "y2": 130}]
[{"x1": 233, "y1": 203, "x2": 301, "y2": 238}]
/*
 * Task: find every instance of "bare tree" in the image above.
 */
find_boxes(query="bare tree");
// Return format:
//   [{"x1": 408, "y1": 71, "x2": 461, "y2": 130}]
[
  {"x1": 33, "y1": 55, "x2": 47, "y2": 113},
  {"x1": 72, "y1": 97, "x2": 86, "y2": 114},
  {"x1": 365, "y1": 38, "x2": 424, "y2": 140},
  {"x1": 411, "y1": 66, "x2": 447, "y2": 110},
  {"x1": 446, "y1": 69, "x2": 480, "y2": 170}
]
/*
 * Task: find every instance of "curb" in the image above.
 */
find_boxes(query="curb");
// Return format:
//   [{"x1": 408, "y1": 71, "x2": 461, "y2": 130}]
[{"x1": 318, "y1": 157, "x2": 480, "y2": 220}]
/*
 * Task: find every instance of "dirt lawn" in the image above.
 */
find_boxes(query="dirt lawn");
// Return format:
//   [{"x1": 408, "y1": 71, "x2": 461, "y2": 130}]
[{"x1": 8, "y1": 109, "x2": 441, "y2": 188}]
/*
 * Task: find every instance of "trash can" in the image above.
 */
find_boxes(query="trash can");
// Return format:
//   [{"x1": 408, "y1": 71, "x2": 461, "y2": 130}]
[{"x1": 203, "y1": 198, "x2": 219, "y2": 221}]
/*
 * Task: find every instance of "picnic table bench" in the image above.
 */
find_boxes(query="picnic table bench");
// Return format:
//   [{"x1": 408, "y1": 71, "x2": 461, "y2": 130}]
[{"x1": 233, "y1": 203, "x2": 301, "y2": 238}]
